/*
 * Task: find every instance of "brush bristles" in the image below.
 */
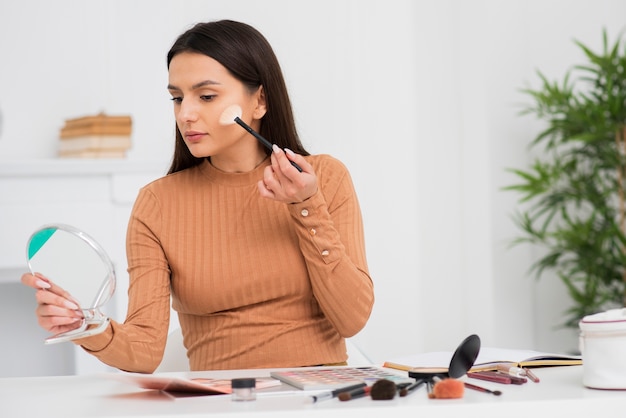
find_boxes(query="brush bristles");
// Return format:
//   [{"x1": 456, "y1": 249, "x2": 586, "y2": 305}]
[
  {"x1": 337, "y1": 392, "x2": 352, "y2": 401},
  {"x1": 370, "y1": 379, "x2": 396, "y2": 400},
  {"x1": 431, "y1": 378, "x2": 464, "y2": 399},
  {"x1": 219, "y1": 104, "x2": 242, "y2": 125}
]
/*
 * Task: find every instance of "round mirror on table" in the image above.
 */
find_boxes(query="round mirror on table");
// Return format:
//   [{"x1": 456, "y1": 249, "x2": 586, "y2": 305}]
[{"x1": 26, "y1": 223, "x2": 116, "y2": 344}]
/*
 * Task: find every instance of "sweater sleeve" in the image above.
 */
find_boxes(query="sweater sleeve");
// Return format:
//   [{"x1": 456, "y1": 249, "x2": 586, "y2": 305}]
[
  {"x1": 287, "y1": 156, "x2": 374, "y2": 337},
  {"x1": 74, "y1": 187, "x2": 172, "y2": 373}
]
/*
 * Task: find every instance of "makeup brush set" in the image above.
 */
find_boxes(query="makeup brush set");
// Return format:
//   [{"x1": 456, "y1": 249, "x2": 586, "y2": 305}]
[{"x1": 314, "y1": 374, "x2": 466, "y2": 402}]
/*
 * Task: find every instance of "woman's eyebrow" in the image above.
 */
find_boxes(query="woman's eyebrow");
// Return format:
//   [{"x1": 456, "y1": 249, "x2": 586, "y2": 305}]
[{"x1": 167, "y1": 80, "x2": 221, "y2": 91}]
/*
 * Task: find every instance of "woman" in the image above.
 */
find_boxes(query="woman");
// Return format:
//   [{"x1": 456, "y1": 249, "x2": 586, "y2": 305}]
[{"x1": 22, "y1": 20, "x2": 374, "y2": 373}]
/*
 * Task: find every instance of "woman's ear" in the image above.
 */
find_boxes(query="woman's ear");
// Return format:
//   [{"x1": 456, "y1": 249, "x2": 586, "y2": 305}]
[{"x1": 252, "y1": 86, "x2": 267, "y2": 120}]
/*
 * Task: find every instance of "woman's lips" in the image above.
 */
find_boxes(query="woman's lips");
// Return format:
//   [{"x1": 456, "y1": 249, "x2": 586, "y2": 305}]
[{"x1": 184, "y1": 131, "x2": 205, "y2": 142}]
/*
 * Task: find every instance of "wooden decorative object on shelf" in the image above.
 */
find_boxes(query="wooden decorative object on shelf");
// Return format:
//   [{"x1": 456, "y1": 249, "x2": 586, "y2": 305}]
[{"x1": 58, "y1": 112, "x2": 132, "y2": 158}]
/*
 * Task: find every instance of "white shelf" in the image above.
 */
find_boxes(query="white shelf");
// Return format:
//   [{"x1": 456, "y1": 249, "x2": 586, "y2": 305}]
[
  {"x1": 0, "y1": 159, "x2": 168, "y2": 178},
  {"x1": 0, "y1": 266, "x2": 27, "y2": 285}
]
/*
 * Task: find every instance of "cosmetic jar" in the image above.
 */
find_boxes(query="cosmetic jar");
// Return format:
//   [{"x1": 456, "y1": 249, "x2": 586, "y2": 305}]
[
  {"x1": 231, "y1": 378, "x2": 256, "y2": 401},
  {"x1": 579, "y1": 307, "x2": 626, "y2": 389}
]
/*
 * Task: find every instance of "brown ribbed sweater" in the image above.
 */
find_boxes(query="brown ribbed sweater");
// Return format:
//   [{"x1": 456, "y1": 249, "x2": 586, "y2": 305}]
[{"x1": 77, "y1": 154, "x2": 374, "y2": 372}]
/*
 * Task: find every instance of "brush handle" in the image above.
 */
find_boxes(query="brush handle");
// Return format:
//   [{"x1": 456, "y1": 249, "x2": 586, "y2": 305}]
[
  {"x1": 464, "y1": 382, "x2": 502, "y2": 396},
  {"x1": 399, "y1": 378, "x2": 426, "y2": 397},
  {"x1": 235, "y1": 117, "x2": 272, "y2": 150},
  {"x1": 234, "y1": 117, "x2": 303, "y2": 172},
  {"x1": 288, "y1": 159, "x2": 303, "y2": 172},
  {"x1": 310, "y1": 382, "x2": 366, "y2": 403},
  {"x1": 338, "y1": 386, "x2": 371, "y2": 401}
]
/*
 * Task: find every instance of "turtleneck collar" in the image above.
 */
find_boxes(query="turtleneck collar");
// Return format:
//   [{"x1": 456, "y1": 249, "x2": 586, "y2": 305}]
[{"x1": 197, "y1": 156, "x2": 271, "y2": 187}]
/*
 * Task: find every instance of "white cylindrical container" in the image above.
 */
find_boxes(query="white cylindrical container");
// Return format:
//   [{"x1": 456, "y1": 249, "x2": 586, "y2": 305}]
[
  {"x1": 231, "y1": 378, "x2": 256, "y2": 401},
  {"x1": 579, "y1": 308, "x2": 626, "y2": 389}
]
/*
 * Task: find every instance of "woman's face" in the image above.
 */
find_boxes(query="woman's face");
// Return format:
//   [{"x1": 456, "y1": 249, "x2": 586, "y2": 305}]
[{"x1": 167, "y1": 52, "x2": 266, "y2": 170}]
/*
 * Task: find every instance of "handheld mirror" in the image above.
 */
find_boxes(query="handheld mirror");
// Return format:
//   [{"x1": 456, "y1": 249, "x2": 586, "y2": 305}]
[
  {"x1": 26, "y1": 224, "x2": 116, "y2": 344},
  {"x1": 448, "y1": 334, "x2": 481, "y2": 378}
]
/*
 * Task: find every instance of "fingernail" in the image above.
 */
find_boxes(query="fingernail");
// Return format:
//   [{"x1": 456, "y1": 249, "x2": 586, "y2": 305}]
[
  {"x1": 285, "y1": 148, "x2": 295, "y2": 157},
  {"x1": 35, "y1": 279, "x2": 51, "y2": 289},
  {"x1": 272, "y1": 144, "x2": 280, "y2": 153},
  {"x1": 64, "y1": 300, "x2": 80, "y2": 310}
]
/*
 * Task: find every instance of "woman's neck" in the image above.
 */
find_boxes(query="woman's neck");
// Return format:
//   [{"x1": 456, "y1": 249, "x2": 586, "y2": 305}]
[{"x1": 209, "y1": 148, "x2": 268, "y2": 173}]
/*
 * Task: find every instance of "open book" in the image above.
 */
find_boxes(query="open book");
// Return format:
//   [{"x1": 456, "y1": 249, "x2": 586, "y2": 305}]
[
  {"x1": 109, "y1": 372, "x2": 281, "y2": 395},
  {"x1": 383, "y1": 347, "x2": 582, "y2": 374}
]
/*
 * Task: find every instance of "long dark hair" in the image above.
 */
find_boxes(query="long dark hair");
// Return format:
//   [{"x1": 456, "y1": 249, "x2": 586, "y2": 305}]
[{"x1": 166, "y1": 20, "x2": 309, "y2": 174}]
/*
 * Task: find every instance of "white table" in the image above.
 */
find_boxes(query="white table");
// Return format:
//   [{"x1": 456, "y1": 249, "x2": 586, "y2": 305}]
[{"x1": 0, "y1": 366, "x2": 623, "y2": 418}]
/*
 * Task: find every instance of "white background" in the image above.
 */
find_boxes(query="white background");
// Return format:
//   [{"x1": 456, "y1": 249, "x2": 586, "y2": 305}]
[{"x1": 1, "y1": 0, "x2": 625, "y2": 370}]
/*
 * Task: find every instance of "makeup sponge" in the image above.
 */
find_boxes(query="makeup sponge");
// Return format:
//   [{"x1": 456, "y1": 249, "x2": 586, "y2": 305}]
[
  {"x1": 429, "y1": 378, "x2": 464, "y2": 399},
  {"x1": 370, "y1": 379, "x2": 397, "y2": 400}
]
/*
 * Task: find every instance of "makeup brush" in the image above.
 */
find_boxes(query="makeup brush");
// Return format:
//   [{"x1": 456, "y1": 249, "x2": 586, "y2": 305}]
[
  {"x1": 399, "y1": 378, "x2": 426, "y2": 397},
  {"x1": 219, "y1": 104, "x2": 303, "y2": 172},
  {"x1": 369, "y1": 379, "x2": 396, "y2": 400},
  {"x1": 310, "y1": 382, "x2": 366, "y2": 403},
  {"x1": 429, "y1": 378, "x2": 464, "y2": 399},
  {"x1": 337, "y1": 385, "x2": 371, "y2": 401},
  {"x1": 464, "y1": 382, "x2": 502, "y2": 396}
]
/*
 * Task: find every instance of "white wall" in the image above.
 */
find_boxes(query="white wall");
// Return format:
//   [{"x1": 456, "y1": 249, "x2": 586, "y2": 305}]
[{"x1": 1, "y1": 0, "x2": 625, "y2": 372}]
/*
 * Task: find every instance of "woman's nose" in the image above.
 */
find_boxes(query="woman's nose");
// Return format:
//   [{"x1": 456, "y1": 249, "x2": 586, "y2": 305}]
[{"x1": 178, "y1": 99, "x2": 199, "y2": 123}]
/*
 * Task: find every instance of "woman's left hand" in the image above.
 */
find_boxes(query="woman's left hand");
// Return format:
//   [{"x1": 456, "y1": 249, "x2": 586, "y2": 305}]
[{"x1": 258, "y1": 145, "x2": 317, "y2": 203}]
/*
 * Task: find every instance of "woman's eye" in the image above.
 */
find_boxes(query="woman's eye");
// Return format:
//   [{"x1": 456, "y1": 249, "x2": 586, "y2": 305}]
[
  {"x1": 170, "y1": 97, "x2": 182, "y2": 104},
  {"x1": 200, "y1": 95, "x2": 216, "y2": 102}
]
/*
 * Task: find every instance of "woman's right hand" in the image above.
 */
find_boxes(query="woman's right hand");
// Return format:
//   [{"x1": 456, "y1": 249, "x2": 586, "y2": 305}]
[{"x1": 21, "y1": 272, "x2": 84, "y2": 336}]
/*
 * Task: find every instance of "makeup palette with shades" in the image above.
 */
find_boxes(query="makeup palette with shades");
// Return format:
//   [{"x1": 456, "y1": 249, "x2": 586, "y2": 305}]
[{"x1": 270, "y1": 366, "x2": 414, "y2": 390}]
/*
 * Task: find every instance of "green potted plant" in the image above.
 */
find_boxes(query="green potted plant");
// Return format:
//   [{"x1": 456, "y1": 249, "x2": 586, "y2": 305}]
[{"x1": 506, "y1": 29, "x2": 626, "y2": 328}]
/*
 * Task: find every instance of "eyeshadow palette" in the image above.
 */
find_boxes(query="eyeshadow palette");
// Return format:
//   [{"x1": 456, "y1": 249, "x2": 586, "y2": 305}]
[{"x1": 270, "y1": 366, "x2": 414, "y2": 390}]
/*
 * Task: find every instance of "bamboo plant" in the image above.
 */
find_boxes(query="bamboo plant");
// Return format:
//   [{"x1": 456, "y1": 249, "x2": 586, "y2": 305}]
[{"x1": 506, "y1": 29, "x2": 626, "y2": 328}]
